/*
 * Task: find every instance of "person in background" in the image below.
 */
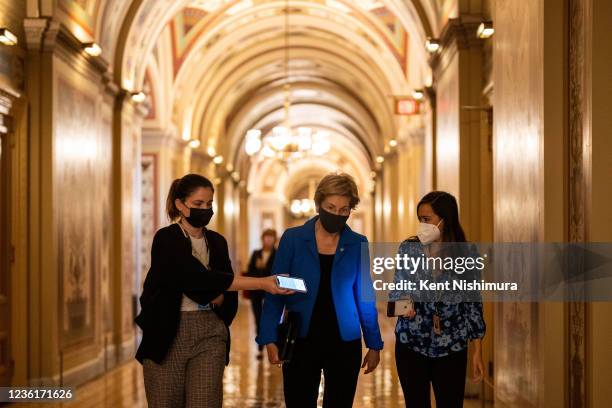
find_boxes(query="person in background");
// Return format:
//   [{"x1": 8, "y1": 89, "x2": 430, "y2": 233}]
[
  {"x1": 135, "y1": 174, "x2": 292, "y2": 408},
  {"x1": 245, "y1": 229, "x2": 277, "y2": 358},
  {"x1": 257, "y1": 173, "x2": 383, "y2": 408},
  {"x1": 390, "y1": 191, "x2": 486, "y2": 408}
]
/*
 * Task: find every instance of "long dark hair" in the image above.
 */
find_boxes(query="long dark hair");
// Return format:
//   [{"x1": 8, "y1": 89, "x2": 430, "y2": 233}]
[
  {"x1": 166, "y1": 174, "x2": 214, "y2": 221},
  {"x1": 417, "y1": 191, "x2": 467, "y2": 242}
]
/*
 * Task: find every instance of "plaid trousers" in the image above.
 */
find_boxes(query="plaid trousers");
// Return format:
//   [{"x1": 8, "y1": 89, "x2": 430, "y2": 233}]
[{"x1": 143, "y1": 310, "x2": 228, "y2": 408}]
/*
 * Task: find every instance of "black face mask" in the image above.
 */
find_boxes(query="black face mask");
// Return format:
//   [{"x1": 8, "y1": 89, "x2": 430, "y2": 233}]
[
  {"x1": 185, "y1": 207, "x2": 214, "y2": 228},
  {"x1": 318, "y1": 207, "x2": 349, "y2": 234}
]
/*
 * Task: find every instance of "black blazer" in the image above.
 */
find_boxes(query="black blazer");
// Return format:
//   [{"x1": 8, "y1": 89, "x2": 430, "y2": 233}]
[
  {"x1": 135, "y1": 223, "x2": 238, "y2": 365},
  {"x1": 245, "y1": 248, "x2": 276, "y2": 298},
  {"x1": 246, "y1": 248, "x2": 276, "y2": 278}
]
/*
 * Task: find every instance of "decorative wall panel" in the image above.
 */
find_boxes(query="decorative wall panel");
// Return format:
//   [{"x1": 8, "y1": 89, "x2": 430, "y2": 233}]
[
  {"x1": 121, "y1": 124, "x2": 140, "y2": 334},
  {"x1": 568, "y1": 0, "x2": 589, "y2": 406},
  {"x1": 141, "y1": 154, "x2": 157, "y2": 282},
  {"x1": 54, "y1": 74, "x2": 111, "y2": 348},
  {"x1": 99, "y1": 114, "x2": 113, "y2": 334}
]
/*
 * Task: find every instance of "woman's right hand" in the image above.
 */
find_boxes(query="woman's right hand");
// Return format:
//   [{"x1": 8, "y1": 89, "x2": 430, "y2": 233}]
[
  {"x1": 261, "y1": 275, "x2": 294, "y2": 295},
  {"x1": 266, "y1": 343, "x2": 282, "y2": 366}
]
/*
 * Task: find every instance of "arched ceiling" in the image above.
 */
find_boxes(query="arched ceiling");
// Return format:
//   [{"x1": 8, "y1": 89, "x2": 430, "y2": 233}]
[
  {"x1": 51, "y1": 0, "x2": 443, "y2": 184},
  {"x1": 128, "y1": 1, "x2": 433, "y2": 174}
]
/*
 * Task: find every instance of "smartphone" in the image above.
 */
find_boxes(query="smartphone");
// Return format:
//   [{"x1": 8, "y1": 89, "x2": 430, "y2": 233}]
[
  {"x1": 387, "y1": 299, "x2": 414, "y2": 317},
  {"x1": 276, "y1": 276, "x2": 307, "y2": 293}
]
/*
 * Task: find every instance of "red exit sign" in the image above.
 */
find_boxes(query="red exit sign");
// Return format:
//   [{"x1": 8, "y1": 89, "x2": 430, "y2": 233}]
[{"x1": 395, "y1": 98, "x2": 420, "y2": 115}]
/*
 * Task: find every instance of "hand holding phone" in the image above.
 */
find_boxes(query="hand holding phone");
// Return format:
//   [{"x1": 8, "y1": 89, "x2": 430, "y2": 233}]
[
  {"x1": 275, "y1": 275, "x2": 307, "y2": 293},
  {"x1": 387, "y1": 299, "x2": 415, "y2": 318},
  {"x1": 262, "y1": 275, "x2": 294, "y2": 295}
]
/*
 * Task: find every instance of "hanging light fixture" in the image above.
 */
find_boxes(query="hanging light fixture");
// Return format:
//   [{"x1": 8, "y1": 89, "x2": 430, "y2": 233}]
[{"x1": 244, "y1": 0, "x2": 330, "y2": 161}]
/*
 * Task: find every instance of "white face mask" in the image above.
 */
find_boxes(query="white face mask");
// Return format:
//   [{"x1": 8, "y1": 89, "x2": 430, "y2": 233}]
[{"x1": 416, "y1": 220, "x2": 442, "y2": 245}]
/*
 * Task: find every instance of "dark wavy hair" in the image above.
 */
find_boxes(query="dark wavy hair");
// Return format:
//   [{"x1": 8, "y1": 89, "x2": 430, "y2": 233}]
[
  {"x1": 417, "y1": 191, "x2": 467, "y2": 242},
  {"x1": 166, "y1": 174, "x2": 214, "y2": 221}
]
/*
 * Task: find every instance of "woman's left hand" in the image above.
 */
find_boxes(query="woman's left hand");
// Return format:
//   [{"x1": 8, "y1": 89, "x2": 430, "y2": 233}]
[
  {"x1": 471, "y1": 352, "x2": 485, "y2": 382},
  {"x1": 361, "y1": 349, "x2": 380, "y2": 374}
]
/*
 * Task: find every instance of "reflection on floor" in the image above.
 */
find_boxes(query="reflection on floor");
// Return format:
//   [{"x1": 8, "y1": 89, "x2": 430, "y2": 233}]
[{"x1": 20, "y1": 303, "x2": 489, "y2": 407}]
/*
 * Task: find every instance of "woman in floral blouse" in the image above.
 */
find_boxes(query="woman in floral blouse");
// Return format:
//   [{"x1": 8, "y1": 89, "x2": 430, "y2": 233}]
[{"x1": 390, "y1": 191, "x2": 485, "y2": 408}]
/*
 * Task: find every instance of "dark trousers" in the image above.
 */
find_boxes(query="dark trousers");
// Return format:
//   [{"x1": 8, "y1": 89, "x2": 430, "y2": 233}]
[
  {"x1": 250, "y1": 293, "x2": 264, "y2": 350},
  {"x1": 395, "y1": 343, "x2": 468, "y2": 408},
  {"x1": 283, "y1": 338, "x2": 362, "y2": 408}
]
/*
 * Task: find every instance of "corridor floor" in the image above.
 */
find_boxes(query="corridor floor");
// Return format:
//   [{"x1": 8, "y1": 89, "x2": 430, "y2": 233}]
[{"x1": 20, "y1": 303, "x2": 489, "y2": 407}]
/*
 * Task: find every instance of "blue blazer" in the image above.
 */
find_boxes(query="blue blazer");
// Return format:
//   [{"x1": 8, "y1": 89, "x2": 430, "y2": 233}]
[{"x1": 256, "y1": 217, "x2": 384, "y2": 350}]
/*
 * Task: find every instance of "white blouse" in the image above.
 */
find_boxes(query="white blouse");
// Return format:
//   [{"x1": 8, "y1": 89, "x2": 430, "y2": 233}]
[{"x1": 178, "y1": 223, "x2": 211, "y2": 311}]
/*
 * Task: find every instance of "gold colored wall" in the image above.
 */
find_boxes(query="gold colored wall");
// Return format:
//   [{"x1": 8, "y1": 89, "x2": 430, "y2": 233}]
[
  {"x1": 396, "y1": 139, "x2": 425, "y2": 240},
  {"x1": 379, "y1": 132, "x2": 427, "y2": 244},
  {"x1": 435, "y1": 46, "x2": 460, "y2": 199},
  {"x1": 9, "y1": 21, "x2": 143, "y2": 386},
  {"x1": 0, "y1": 1, "x2": 26, "y2": 44},
  {"x1": 492, "y1": 2, "x2": 544, "y2": 405},
  {"x1": 52, "y1": 53, "x2": 114, "y2": 384},
  {"x1": 492, "y1": 0, "x2": 568, "y2": 406},
  {"x1": 586, "y1": 2, "x2": 612, "y2": 407}
]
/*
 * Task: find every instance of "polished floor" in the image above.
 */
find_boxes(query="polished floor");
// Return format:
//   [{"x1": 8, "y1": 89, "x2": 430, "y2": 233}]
[{"x1": 20, "y1": 302, "x2": 490, "y2": 407}]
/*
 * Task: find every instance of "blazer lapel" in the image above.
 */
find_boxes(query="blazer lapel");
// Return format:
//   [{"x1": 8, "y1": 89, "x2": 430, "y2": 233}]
[
  {"x1": 295, "y1": 217, "x2": 319, "y2": 262},
  {"x1": 334, "y1": 229, "x2": 348, "y2": 267}
]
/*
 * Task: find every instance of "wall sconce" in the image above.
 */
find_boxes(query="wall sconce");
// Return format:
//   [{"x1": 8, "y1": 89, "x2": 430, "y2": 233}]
[
  {"x1": 477, "y1": 22, "x2": 494, "y2": 39},
  {"x1": 389, "y1": 139, "x2": 398, "y2": 148},
  {"x1": 131, "y1": 91, "x2": 146, "y2": 103},
  {"x1": 376, "y1": 155, "x2": 385, "y2": 164},
  {"x1": 411, "y1": 89, "x2": 425, "y2": 100},
  {"x1": 188, "y1": 139, "x2": 201, "y2": 148},
  {"x1": 0, "y1": 28, "x2": 18, "y2": 46},
  {"x1": 83, "y1": 42, "x2": 102, "y2": 56},
  {"x1": 425, "y1": 38, "x2": 440, "y2": 53},
  {"x1": 213, "y1": 155, "x2": 224, "y2": 165},
  {"x1": 207, "y1": 146, "x2": 217, "y2": 157}
]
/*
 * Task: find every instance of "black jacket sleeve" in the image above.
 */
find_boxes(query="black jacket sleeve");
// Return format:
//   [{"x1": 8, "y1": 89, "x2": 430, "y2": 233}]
[
  {"x1": 182, "y1": 231, "x2": 234, "y2": 307},
  {"x1": 148, "y1": 228, "x2": 234, "y2": 306},
  {"x1": 184, "y1": 231, "x2": 239, "y2": 327},
  {"x1": 212, "y1": 234, "x2": 238, "y2": 326}
]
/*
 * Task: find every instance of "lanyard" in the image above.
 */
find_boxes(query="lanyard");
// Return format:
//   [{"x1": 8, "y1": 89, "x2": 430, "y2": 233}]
[{"x1": 424, "y1": 245, "x2": 443, "y2": 335}]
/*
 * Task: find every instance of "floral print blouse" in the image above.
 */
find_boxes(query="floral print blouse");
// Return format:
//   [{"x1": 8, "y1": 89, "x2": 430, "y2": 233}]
[{"x1": 390, "y1": 238, "x2": 486, "y2": 358}]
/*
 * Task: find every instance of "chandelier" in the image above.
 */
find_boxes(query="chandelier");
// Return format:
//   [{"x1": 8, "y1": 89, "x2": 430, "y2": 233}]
[
  {"x1": 290, "y1": 198, "x2": 316, "y2": 217},
  {"x1": 244, "y1": 0, "x2": 331, "y2": 160}
]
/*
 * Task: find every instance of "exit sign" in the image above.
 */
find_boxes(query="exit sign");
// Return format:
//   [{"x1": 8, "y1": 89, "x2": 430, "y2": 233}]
[{"x1": 395, "y1": 98, "x2": 420, "y2": 115}]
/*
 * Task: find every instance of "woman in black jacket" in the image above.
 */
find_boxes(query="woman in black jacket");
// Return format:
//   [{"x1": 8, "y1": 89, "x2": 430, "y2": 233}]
[
  {"x1": 245, "y1": 229, "x2": 276, "y2": 357},
  {"x1": 135, "y1": 174, "x2": 291, "y2": 408}
]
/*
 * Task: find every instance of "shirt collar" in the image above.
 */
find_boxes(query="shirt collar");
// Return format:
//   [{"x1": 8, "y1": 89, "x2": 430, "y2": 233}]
[
  {"x1": 177, "y1": 220, "x2": 209, "y2": 242},
  {"x1": 176, "y1": 220, "x2": 195, "y2": 238}
]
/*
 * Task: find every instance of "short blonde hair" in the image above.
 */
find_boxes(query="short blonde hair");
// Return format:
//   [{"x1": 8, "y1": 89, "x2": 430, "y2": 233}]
[{"x1": 314, "y1": 173, "x2": 360, "y2": 209}]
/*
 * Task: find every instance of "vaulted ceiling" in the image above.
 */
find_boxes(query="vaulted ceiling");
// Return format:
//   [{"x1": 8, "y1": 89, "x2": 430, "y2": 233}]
[{"x1": 51, "y1": 0, "x2": 449, "y2": 191}]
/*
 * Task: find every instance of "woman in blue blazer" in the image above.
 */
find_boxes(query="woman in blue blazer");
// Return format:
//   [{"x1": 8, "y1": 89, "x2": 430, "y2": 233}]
[{"x1": 257, "y1": 173, "x2": 383, "y2": 408}]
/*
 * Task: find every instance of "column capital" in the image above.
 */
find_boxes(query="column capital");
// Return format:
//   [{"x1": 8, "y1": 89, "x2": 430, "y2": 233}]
[
  {"x1": 429, "y1": 15, "x2": 484, "y2": 70},
  {"x1": 0, "y1": 88, "x2": 19, "y2": 134},
  {"x1": 23, "y1": 18, "x2": 49, "y2": 51}
]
